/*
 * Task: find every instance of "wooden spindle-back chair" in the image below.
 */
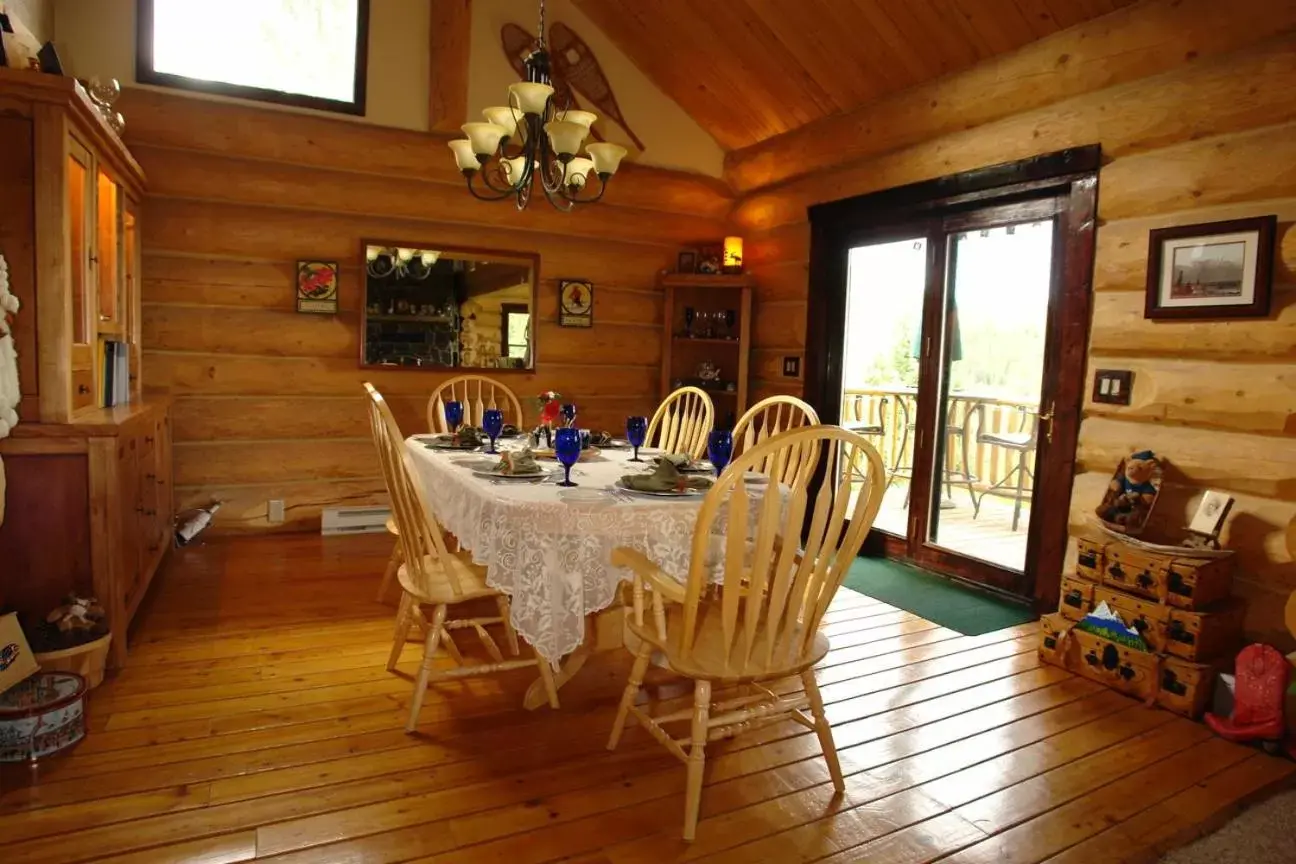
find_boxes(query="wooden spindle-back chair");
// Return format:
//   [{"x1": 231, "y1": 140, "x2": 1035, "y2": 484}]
[
  {"x1": 606, "y1": 425, "x2": 887, "y2": 840},
  {"x1": 364, "y1": 383, "x2": 558, "y2": 728},
  {"x1": 647, "y1": 386, "x2": 715, "y2": 459},
  {"x1": 427, "y1": 374, "x2": 526, "y2": 433},
  {"x1": 731, "y1": 395, "x2": 820, "y2": 485}
]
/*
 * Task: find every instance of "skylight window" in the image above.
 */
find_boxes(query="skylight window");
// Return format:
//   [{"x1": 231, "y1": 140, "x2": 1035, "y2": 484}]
[{"x1": 136, "y1": 0, "x2": 369, "y2": 114}]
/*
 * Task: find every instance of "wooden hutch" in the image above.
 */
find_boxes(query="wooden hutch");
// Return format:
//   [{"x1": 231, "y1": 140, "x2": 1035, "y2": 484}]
[
  {"x1": 659, "y1": 273, "x2": 753, "y2": 427},
  {"x1": 0, "y1": 68, "x2": 171, "y2": 667}
]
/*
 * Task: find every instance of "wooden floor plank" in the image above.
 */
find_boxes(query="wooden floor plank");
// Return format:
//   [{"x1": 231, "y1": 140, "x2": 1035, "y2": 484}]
[{"x1": 2, "y1": 535, "x2": 1285, "y2": 864}]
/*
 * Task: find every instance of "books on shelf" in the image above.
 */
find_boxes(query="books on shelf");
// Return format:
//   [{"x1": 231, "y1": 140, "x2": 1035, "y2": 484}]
[{"x1": 99, "y1": 339, "x2": 131, "y2": 408}]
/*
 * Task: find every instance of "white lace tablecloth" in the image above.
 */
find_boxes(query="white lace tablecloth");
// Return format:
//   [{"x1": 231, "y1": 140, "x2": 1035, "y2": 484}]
[{"x1": 405, "y1": 438, "x2": 758, "y2": 663}]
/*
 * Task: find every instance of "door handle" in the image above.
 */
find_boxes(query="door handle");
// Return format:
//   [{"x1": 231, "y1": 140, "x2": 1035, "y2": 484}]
[{"x1": 1038, "y1": 401, "x2": 1055, "y2": 445}]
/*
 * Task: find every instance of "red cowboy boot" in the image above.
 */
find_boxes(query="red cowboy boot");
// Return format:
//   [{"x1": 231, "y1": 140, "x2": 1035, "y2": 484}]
[{"x1": 1206, "y1": 644, "x2": 1290, "y2": 747}]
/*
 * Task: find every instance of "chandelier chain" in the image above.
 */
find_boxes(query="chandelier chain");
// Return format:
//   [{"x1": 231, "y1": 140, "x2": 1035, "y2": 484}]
[{"x1": 537, "y1": 0, "x2": 547, "y2": 49}]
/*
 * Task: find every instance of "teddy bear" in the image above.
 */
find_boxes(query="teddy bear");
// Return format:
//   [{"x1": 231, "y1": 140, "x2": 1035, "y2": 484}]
[{"x1": 1096, "y1": 449, "x2": 1162, "y2": 534}]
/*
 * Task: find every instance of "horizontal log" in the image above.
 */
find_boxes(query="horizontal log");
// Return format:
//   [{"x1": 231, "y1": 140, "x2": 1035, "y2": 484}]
[
  {"x1": 143, "y1": 258, "x2": 364, "y2": 312},
  {"x1": 723, "y1": 0, "x2": 1296, "y2": 194},
  {"x1": 749, "y1": 261, "x2": 810, "y2": 304},
  {"x1": 731, "y1": 36, "x2": 1296, "y2": 231},
  {"x1": 750, "y1": 379, "x2": 804, "y2": 405},
  {"x1": 144, "y1": 351, "x2": 658, "y2": 399},
  {"x1": 1098, "y1": 122, "x2": 1296, "y2": 223},
  {"x1": 171, "y1": 395, "x2": 425, "y2": 443},
  {"x1": 135, "y1": 145, "x2": 726, "y2": 249},
  {"x1": 751, "y1": 348, "x2": 803, "y2": 383},
  {"x1": 142, "y1": 297, "x2": 663, "y2": 361},
  {"x1": 170, "y1": 393, "x2": 657, "y2": 444},
  {"x1": 174, "y1": 439, "x2": 378, "y2": 486},
  {"x1": 1070, "y1": 470, "x2": 1296, "y2": 595},
  {"x1": 119, "y1": 88, "x2": 733, "y2": 219},
  {"x1": 1093, "y1": 200, "x2": 1296, "y2": 293},
  {"x1": 1081, "y1": 357, "x2": 1296, "y2": 435},
  {"x1": 174, "y1": 477, "x2": 388, "y2": 534},
  {"x1": 142, "y1": 199, "x2": 678, "y2": 279},
  {"x1": 752, "y1": 302, "x2": 807, "y2": 348},
  {"x1": 1077, "y1": 417, "x2": 1296, "y2": 502},
  {"x1": 1089, "y1": 288, "x2": 1296, "y2": 361}
]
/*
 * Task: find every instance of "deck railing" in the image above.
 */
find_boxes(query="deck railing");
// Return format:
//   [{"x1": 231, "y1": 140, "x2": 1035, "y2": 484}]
[{"x1": 841, "y1": 386, "x2": 1039, "y2": 500}]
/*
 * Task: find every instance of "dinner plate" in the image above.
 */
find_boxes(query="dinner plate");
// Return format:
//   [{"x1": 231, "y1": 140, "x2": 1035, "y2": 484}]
[
  {"x1": 559, "y1": 488, "x2": 615, "y2": 505},
  {"x1": 471, "y1": 468, "x2": 547, "y2": 481},
  {"x1": 533, "y1": 446, "x2": 603, "y2": 461},
  {"x1": 742, "y1": 472, "x2": 769, "y2": 484},
  {"x1": 600, "y1": 438, "x2": 632, "y2": 449},
  {"x1": 422, "y1": 436, "x2": 482, "y2": 451},
  {"x1": 614, "y1": 478, "x2": 705, "y2": 498}
]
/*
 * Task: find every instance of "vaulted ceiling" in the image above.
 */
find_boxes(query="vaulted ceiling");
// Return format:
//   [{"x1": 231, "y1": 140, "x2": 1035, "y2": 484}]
[{"x1": 572, "y1": 0, "x2": 1137, "y2": 151}]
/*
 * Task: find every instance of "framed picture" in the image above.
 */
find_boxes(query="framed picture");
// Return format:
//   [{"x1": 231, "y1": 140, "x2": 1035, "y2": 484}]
[
  {"x1": 1145, "y1": 216, "x2": 1276, "y2": 319},
  {"x1": 296, "y1": 260, "x2": 339, "y2": 314},
  {"x1": 1188, "y1": 490, "x2": 1233, "y2": 539},
  {"x1": 677, "y1": 250, "x2": 697, "y2": 274},
  {"x1": 558, "y1": 279, "x2": 593, "y2": 328}
]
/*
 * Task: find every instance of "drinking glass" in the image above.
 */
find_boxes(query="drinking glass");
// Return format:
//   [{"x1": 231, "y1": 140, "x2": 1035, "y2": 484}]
[
  {"x1": 683, "y1": 306, "x2": 695, "y2": 338},
  {"x1": 708, "y1": 430, "x2": 733, "y2": 477},
  {"x1": 723, "y1": 309, "x2": 737, "y2": 339},
  {"x1": 560, "y1": 403, "x2": 577, "y2": 428},
  {"x1": 482, "y1": 409, "x2": 504, "y2": 453},
  {"x1": 554, "y1": 428, "x2": 581, "y2": 487},
  {"x1": 444, "y1": 400, "x2": 464, "y2": 435},
  {"x1": 626, "y1": 415, "x2": 648, "y2": 462}
]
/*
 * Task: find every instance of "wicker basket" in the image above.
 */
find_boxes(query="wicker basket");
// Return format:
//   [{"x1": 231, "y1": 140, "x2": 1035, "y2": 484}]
[{"x1": 34, "y1": 633, "x2": 112, "y2": 689}]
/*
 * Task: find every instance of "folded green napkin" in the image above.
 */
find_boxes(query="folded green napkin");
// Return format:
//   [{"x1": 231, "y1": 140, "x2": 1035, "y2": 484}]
[
  {"x1": 453, "y1": 427, "x2": 484, "y2": 448},
  {"x1": 622, "y1": 457, "x2": 713, "y2": 492},
  {"x1": 496, "y1": 447, "x2": 542, "y2": 475}
]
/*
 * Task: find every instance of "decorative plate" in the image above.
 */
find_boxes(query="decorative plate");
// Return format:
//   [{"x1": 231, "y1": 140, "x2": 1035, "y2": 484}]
[{"x1": 614, "y1": 479, "x2": 705, "y2": 498}]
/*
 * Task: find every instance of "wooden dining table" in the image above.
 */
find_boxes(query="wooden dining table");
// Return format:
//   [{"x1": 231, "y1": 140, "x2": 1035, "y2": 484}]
[{"x1": 404, "y1": 437, "x2": 734, "y2": 708}]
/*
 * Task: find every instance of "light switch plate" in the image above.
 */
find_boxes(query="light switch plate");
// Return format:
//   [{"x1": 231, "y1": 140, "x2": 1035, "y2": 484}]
[
  {"x1": 267, "y1": 499, "x2": 286, "y2": 524},
  {"x1": 1092, "y1": 369, "x2": 1133, "y2": 405},
  {"x1": 782, "y1": 356, "x2": 801, "y2": 377}
]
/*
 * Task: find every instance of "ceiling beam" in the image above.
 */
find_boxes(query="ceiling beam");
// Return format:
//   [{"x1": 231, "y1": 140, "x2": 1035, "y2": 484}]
[{"x1": 428, "y1": 0, "x2": 472, "y2": 134}]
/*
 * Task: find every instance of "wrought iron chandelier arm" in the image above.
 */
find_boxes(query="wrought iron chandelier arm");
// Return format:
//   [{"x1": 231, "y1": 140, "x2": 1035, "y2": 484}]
[{"x1": 465, "y1": 170, "x2": 518, "y2": 201}]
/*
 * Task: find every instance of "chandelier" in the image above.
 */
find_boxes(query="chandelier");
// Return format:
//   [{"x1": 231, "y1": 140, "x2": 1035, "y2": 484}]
[
  {"x1": 366, "y1": 247, "x2": 440, "y2": 281},
  {"x1": 447, "y1": 0, "x2": 627, "y2": 212}
]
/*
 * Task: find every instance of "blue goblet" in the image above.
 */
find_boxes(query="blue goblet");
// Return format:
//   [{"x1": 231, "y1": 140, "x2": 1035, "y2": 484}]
[
  {"x1": 708, "y1": 430, "x2": 733, "y2": 478},
  {"x1": 626, "y1": 415, "x2": 648, "y2": 463},
  {"x1": 560, "y1": 403, "x2": 577, "y2": 428},
  {"x1": 554, "y1": 427, "x2": 581, "y2": 487},
  {"x1": 444, "y1": 400, "x2": 464, "y2": 435},
  {"x1": 482, "y1": 408, "x2": 503, "y2": 454}
]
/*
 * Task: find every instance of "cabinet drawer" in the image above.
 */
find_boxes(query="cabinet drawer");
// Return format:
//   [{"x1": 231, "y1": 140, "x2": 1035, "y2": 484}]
[{"x1": 72, "y1": 368, "x2": 95, "y2": 411}]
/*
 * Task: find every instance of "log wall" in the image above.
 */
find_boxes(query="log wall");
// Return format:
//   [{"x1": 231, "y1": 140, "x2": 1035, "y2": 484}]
[
  {"x1": 732, "y1": 0, "x2": 1296, "y2": 645},
  {"x1": 121, "y1": 89, "x2": 731, "y2": 533}
]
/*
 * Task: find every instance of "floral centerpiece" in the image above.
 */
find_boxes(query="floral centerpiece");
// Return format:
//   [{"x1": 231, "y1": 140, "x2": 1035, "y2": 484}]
[{"x1": 536, "y1": 390, "x2": 563, "y2": 428}]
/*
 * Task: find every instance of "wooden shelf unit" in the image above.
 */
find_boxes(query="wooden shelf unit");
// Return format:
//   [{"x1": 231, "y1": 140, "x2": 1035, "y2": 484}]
[
  {"x1": 0, "y1": 69, "x2": 170, "y2": 667},
  {"x1": 659, "y1": 273, "x2": 753, "y2": 426}
]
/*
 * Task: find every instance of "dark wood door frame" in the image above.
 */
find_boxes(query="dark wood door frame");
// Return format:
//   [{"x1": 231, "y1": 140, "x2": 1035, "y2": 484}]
[{"x1": 805, "y1": 146, "x2": 1101, "y2": 612}]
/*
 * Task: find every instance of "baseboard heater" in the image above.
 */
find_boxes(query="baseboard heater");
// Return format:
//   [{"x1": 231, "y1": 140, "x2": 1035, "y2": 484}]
[{"x1": 321, "y1": 506, "x2": 391, "y2": 536}]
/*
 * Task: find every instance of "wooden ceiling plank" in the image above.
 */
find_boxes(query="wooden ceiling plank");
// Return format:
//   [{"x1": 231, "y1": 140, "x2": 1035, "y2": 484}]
[
  {"x1": 740, "y1": 0, "x2": 883, "y2": 113},
  {"x1": 1009, "y1": 0, "x2": 1065, "y2": 40},
  {"x1": 846, "y1": 0, "x2": 937, "y2": 84},
  {"x1": 815, "y1": 0, "x2": 919, "y2": 94},
  {"x1": 427, "y1": 0, "x2": 472, "y2": 134},
  {"x1": 903, "y1": 0, "x2": 988, "y2": 69},
  {"x1": 963, "y1": 0, "x2": 1044, "y2": 49}
]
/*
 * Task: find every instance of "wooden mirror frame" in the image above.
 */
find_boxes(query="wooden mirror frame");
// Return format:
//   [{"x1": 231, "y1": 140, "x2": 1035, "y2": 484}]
[{"x1": 358, "y1": 240, "x2": 539, "y2": 373}]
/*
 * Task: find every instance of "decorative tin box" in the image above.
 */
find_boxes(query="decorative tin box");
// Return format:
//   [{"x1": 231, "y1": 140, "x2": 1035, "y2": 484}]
[{"x1": 0, "y1": 671, "x2": 88, "y2": 762}]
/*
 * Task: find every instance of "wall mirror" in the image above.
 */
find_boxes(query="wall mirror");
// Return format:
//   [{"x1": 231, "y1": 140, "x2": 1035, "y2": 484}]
[{"x1": 360, "y1": 242, "x2": 537, "y2": 370}]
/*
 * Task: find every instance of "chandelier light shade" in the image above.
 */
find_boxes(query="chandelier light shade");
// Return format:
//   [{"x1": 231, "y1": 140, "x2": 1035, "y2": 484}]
[
  {"x1": 447, "y1": 0, "x2": 628, "y2": 212},
  {"x1": 366, "y1": 246, "x2": 441, "y2": 281}
]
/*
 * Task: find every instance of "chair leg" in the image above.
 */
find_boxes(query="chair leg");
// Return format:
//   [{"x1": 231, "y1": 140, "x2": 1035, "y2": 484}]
[
  {"x1": 683, "y1": 680, "x2": 712, "y2": 842},
  {"x1": 802, "y1": 669, "x2": 844, "y2": 793},
  {"x1": 386, "y1": 591, "x2": 414, "y2": 672},
  {"x1": 496, "y1": 595, "x2": 521, "y2": 656},
  {"x1": 535, "y1": 655, "x2": 561, "y2": 710},
  {"x1": 406, "y1": 604, "x2": 447, "y2": 733},
  {"x1": 607, "y1": 640, "x2": 653, "y2": 750},
  {"x1": 1012, "y1": 449, "x2": 1029, "y2": 532},
  {"x1": 377, "y1": 540, "x2": 403, "y2": 603},
  {"x1": 439, "y1": 626, "x2": 464, "y2": 667}
]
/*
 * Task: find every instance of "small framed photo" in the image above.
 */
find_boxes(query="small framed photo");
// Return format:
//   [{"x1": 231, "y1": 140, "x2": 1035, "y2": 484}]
[
  {"x1": 1188, "y1": 490, "x2": 1234, "y2": 538},
  {"x1": 296, "y1": 260, "x2": 339, "y2": 314},
  {"x1": 1145, "y1": 216, "x2": 1276, "y2": 320},
  {"x1": 677, "y1": 250, "x2": 697, "y2": 274},
  {"x1": 558, "y1": 279, "x2": 593, "y2": 328}
]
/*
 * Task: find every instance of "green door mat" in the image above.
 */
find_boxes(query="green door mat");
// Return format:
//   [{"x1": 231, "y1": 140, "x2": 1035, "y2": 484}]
[{"x1": 843, "y1": 556, "x2": 1036, "y2": 636}]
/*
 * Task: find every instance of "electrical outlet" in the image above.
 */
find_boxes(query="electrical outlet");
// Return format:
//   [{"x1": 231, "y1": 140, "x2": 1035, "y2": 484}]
[
  {"x1": 782, "y1": 356, "x2": 801, "y2": 377},
  {"x1": 267, "y1": 499, "x2": 285, "y2": 524},
  {"x1": 1092, "y1": 369, "x2": 1133, "y2": 406}
]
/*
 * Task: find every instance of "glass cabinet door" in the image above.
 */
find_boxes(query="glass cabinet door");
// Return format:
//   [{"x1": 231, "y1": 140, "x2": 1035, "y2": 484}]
[
  {"x1": 96, "y1": 168, "x2": 122, "y2": 328},
  {"x1": 67, "y1": 141, "x2": 94, "y2": 347}
]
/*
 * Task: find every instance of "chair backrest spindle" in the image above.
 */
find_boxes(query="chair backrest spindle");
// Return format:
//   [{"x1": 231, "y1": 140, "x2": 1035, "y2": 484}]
[
  {"x1": 648, "y1": 386, "x2": 715, "y2": 459},
  {"x1": 732, "y1": 395, "x2": 820, "y2": 484},
  {"x1": 427, "y1": 374, "x2": 525, "y2": 433}
]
